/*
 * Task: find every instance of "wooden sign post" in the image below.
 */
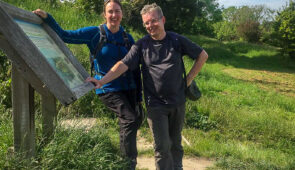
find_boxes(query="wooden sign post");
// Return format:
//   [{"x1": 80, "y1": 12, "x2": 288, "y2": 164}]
[{"x1": 0, "y1": 2, "x2": 94, "y2": 158}]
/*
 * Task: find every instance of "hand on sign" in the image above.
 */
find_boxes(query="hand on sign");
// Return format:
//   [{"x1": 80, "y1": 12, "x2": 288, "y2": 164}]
[
  {"x1": 32, "y1": 9, "x2": 48, "y2": 19},
  {"x1": 86, "y1": 77, "x2": 103, "y2": 89}
]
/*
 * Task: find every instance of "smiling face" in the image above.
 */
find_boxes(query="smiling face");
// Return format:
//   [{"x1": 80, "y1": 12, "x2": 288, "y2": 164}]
[
  {"x1": 142, "y1": 10, "x2": 166, "y2": 40},
  {"x1": 104, "y1": 2, "x2": 122, "y2": 31}
]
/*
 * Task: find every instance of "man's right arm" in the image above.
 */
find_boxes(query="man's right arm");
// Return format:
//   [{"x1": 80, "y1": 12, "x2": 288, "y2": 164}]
[
  {"x1": 87, "y1": 41, "x2": 142, "y2": 89},
  {"x1": 86, "y1": 61, "x2": 129, "y2": 89}
]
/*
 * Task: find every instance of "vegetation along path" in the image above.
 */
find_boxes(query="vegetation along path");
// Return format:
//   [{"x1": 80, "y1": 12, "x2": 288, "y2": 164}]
[{"x1": 61, "y1": 118, "x2": 215, "y2": 169}]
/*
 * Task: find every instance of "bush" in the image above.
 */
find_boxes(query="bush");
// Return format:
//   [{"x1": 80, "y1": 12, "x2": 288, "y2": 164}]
[
  {"x1": 237, "y1": 20, "x2": 261, "y2": 43},
  {"x1": 213, "y1": 21, "x2": 238, "y2": 41},
  {"x1": 185, "y1": 102, "x2": 216, "y2": 131}
]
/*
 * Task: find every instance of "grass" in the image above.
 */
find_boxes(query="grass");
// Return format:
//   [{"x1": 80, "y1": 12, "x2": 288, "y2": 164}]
[
  {"x1": 1, "y1": 0, "x2": 295, "y2": 169},
  {"x1": 182, "y1": 35, "x2": 295, "y2": 169},
  {"x1": 0, "y1": 107, "x2": 13, "y2": 168},
  {"x1": 3, "y1": 124, "x2": 128, "y2": 169}
]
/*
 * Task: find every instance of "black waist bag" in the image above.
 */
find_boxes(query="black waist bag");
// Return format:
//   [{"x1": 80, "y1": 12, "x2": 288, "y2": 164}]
[{"x1": 185, "y1": 80, "x2": 201, "y2": 101}]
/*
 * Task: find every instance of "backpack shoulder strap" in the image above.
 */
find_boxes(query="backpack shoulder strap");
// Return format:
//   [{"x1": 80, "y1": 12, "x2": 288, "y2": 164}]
[
  {"x1": 93, "y1": 24, "x2": 107, "y2": 57},
  {"x1": 90, "y1": 24, "x2": 107, "y2": 76},
  {"x1": 122, "y1": 30, "x2": 130, "y2": 48},
  {"x1": 167, "y1": 32, "x2": 187, "y2": 88},
  {"x1": 167, "y1": 31, "x2": 181, "y2": 54},
  {"x1": 140, "y1": 34, "x2": 151, "y2": 49}
]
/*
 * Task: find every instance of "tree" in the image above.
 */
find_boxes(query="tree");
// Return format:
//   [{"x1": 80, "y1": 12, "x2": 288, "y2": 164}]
[
  {"x1": 274, "y1": 1, "x2": 295, "y2": 59},
  {"x1": 123, "y1": 0, "x2": 222, "y2": 35},
  {"x1": 191, "y1": 0, "x2": 222, "y2": 36},
  {"x1": 147, "y1": 0, "x2": 200, "y2": 34},
  {"x1": 72, "y1": 0, "x2": 223, "y2": 35},
  {"x1": 121, "y1": 0, "x2": 147, "y2": 33},
  {"x1": 213, "y1": 5, "x2": 273, "y2": 42}
]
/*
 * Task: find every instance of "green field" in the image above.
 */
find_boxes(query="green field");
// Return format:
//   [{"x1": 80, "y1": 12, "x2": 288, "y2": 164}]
[{"x1": 0, "y1": 0, "x2": 295, "y2": 169}]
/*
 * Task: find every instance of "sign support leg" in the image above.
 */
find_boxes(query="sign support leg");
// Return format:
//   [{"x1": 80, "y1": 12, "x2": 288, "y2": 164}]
[
  {"x1": 11, "y1": 64, "x2": 35, "y2": 158},
  {"x1": 42, "y1": 93, "x2": 56, "y2": 142}
]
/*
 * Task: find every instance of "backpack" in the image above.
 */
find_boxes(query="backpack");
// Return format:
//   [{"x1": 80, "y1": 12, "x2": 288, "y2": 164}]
[{"x1": 89, "y1": 25, "x2": 131, "y2": 77}]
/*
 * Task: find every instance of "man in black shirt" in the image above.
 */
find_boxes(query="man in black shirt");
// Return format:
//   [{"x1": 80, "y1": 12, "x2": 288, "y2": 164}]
[{"x1": 87, "y1": 3, "x2": 208, "y2": 170}]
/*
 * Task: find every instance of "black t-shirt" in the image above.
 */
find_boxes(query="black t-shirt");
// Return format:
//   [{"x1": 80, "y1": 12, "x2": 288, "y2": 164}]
[{"x1": 122, "y1": 32, "x2": 203, "y2": 107}]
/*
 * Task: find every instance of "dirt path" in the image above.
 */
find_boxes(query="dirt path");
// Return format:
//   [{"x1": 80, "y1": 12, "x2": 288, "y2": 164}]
[
  {"x1": 137, "y1": 156, "x2": 214, "y2": 170},
  {"x1": 136, "y1": 131, "x2": 214, "y2": 170},
  {"x1": 61, "y1": 118, "x2": 215, "y2": 170}
]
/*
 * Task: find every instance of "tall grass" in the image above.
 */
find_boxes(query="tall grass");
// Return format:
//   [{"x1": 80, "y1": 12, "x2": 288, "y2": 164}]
[
  {"x1": 3, "y1": 125, "x2": 128, "y2": 169},
  {"x1": 0, "y1": 107, "x2": 13, "y2": 168}
]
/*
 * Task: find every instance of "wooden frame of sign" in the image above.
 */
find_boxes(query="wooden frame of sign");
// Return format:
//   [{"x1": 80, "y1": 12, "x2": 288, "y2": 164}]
[
  {"x1": 0, "y1": 1, "x2": 94, "y2": 106},
  {"x1": 0, "y1": 1, "x2": 94, "y2": 158}
]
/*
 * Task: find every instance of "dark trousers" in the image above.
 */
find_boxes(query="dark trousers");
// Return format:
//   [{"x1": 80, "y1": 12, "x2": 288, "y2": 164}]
[
  {"x1": 147, "y1": 104, "x2": 185, "y2": 170},
  {"x1": 99, "y1": 90, "x2": 143, "y2": 170}
]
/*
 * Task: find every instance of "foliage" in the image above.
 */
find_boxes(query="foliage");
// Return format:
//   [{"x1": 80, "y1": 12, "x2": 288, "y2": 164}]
[
  {"x1": 214, "y1": 5, "x2": 274, "y2": 42},
  {"x1": 121, "y1": 0, "x2": 201, "y2": 34},
  {"x1": 191, "y1": 15, "x2": 216, "y2": 37},
  {"x1": 237, "y1": 20, "x2": 261, "y2": 42},
  {"x1": 75, "y1": 0, "x2": 104, "y2": 16},
  {"x1": 0, "y1": 107, "x2": 13, "y2": 168},
  {"x1": 185, "y1": 104, "x2": 216, "y2": 131},
  {"x1": 73, "y1": 0, "x2": 223, "y2": 35},
  {"x1": 0, "y1": 51, "x2": 11, "y2": 109},
  {"x1": 38, "y1": 127, "x2": 127, "y2": 170},
  {"x1": 120, "y1": 0, "x2": 146, "y2": 33},
  {"x1": 274, "y1": 1, "x2": 295, "y2": 59},
  {"x1": 213, "y1": 21, "x2": 237, "y2": 41},
  {"x1": 187, "y1": 0, "x2": 222, "y2": 36},
  {"x1": 3, "y1": 126, "x2": 128, "y2": 169}
]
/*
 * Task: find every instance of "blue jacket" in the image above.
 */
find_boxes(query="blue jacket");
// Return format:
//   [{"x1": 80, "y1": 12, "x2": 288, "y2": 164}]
[{"x1": 44, "y1": 14, "x2": 141, "y2": 101}]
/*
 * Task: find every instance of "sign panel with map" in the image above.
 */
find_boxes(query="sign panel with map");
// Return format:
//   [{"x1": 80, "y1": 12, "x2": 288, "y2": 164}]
[
  {"x1": 0, "y1": 2, "x2": 94, "y2": 105},
  {"x1": 15, "y1": 19, "x2": 85, "y2": 89}
]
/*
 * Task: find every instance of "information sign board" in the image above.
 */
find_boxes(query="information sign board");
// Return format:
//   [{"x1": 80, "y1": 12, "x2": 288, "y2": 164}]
[
  {"x1": 0, "y1": 2, "x2": 94, "y2": 105},
  {"x1": 15, "y1": 19, "x2": 85, "y2": 89}
]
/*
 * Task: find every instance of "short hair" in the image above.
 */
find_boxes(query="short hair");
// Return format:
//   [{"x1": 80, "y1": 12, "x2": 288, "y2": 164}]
[{"x1": 140, "y1": 3, "x2": 163, "y2": 18}]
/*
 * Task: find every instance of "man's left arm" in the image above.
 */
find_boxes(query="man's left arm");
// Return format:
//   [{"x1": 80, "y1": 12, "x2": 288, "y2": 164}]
[{"x1": 186, "y1": 50, "x2": 208, "y2": 86}]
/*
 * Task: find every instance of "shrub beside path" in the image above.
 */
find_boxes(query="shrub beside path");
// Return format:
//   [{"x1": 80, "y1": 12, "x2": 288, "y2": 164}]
[{"x1": 61, "y1": 118, "x2": 215, "y2": 170}]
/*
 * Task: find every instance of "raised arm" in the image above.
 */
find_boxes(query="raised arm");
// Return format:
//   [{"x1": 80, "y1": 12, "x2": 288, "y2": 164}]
[
  {"x1": 186, "y1": 50, "x2": 208, "y2": 86},
  {"x1": 86, "y1": 61, "x2": 129, "y2": 89},
  {"x1": 33, "y1": 9, "x2": 96, "y2": 45}
]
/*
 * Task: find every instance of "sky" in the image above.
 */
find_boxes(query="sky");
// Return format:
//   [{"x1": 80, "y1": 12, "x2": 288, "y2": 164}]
[{"x1": 217, "y1": 0, "x2": 290, "y2": 10}]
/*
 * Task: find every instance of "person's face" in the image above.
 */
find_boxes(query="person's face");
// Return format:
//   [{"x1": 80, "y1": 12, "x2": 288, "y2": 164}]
[
  {"x1": 104, "y1": 2, "x2": 122, "y2": 28},
  {"x1": 142, "y1": 10, "x2": 165, "y2": 38}
]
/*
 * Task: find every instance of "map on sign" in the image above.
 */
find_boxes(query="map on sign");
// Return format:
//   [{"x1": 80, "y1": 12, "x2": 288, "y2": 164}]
[{"x1": 15, "y1": 19, "x2": 84, "y2": 89}]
